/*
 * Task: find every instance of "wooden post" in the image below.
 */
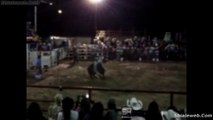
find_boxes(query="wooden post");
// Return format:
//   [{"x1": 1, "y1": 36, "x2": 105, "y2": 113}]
[
  {"x1": 88, "y1": 89, "x2": 92, "y2": 101},
  {"x1": 170, "y1": 93, "x2": 174, "y2": 106}
]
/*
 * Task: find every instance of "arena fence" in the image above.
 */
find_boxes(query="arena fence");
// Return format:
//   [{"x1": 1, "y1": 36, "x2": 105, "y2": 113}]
[{"x1": 27, "y1": 85, "x2": 186, "y2": 113}]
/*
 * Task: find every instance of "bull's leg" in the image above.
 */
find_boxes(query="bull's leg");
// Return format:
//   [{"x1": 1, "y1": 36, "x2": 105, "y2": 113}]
[
  {"x1": 88, "y1": 71, "x2": 94, "y2": 79},
  {"x1": 94, "y1": 73, "x2": 99, "y2": 79},
  {"x1": 90, "y1": 74, "x2": 93, "y2": 79},
  {"x1": 101, "y1": 73, "x2": 105, "y2": 79},
  {"x1": 90, "y1": 72, "x2": 97, "y2": 79}
]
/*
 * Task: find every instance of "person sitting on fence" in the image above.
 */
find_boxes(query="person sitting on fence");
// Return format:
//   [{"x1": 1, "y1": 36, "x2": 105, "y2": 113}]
[
  {"x1": 127, "y1": 97, "x2": 146, "y2": 120},
  {"x1": 104, "y1": 98, "x2": 118, "y2": 120},
  {"x1": 145, "y1": 101, "x2": 162, "y2": 120},
  {"x1": 48, "y1": 91, "x2": 63, "y2": 120},
  {"x1": 27, "y1": 102, "x2": 47, "y2": 120},
  {"x1": 57, "y1": 97, "x2": 79, "y2": 120}
]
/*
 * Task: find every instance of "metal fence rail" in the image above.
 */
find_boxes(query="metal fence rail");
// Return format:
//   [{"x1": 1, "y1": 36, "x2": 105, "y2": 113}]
[{"x1": 27, "y1": 85, "x2": 186, "y2": 111}]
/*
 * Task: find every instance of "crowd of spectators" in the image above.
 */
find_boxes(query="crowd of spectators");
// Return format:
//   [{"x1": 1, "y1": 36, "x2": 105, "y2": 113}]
[
  {"x1": 28, "y1": 41, "x2": 67, "y2": 51},
  {"x1": 27, "y1": 92, "x2": 186, "y2": 120},
  {"x1": 93, "y1": 36, "x2": 186, "y2": 62},
  {"x1": 27, "y1": 35, "x2": 186, "y2": 62}
]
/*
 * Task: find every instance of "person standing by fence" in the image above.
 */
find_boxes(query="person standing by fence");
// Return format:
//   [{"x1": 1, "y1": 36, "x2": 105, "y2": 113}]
[
  {"x1": 27, "y1": 102, "x2": 47, "y2": 120},
  {"x1": 57, "y1": 49, "x2": 60, "y2": 65},
  {"x1": 48, "y1": 88, "x2": 63, "y2": 120},
  {"x1": 35, "y1": 54, "x2": 42, "y2": 79},
  {"x1": 73, "y1": 47, "x2": 78, "y2": 63}
]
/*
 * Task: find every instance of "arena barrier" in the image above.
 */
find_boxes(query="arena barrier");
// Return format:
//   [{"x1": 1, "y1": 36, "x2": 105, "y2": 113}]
[{"x1": 27, "y1": 85, "x2": 186, "y2": 112}]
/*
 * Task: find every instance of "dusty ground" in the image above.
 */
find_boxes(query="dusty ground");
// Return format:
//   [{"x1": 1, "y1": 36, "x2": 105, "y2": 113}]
[{"x1": 27, "y1": 61, "x2": 186, "y2": 115}]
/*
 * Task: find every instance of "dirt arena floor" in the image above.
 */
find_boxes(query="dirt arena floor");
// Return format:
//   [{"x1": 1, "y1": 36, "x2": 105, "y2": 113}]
[{"x1": 27, "y1": 60, "x2": 186, "y2": 116}]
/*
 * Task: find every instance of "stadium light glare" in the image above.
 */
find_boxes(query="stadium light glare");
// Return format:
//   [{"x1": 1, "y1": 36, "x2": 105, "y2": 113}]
[
  {"x1": 58, "y1": 9, "x2": 62, "y2": 14},
  {"x1": 88, "y1": 0, "x2": 103, "y2": 4},
  {"x1": 85, "y1": 93, "x2": 89, "y2": 99}
]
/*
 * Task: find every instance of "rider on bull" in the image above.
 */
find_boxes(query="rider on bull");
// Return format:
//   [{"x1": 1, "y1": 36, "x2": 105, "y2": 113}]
[
  {"x1": 93, "y1": 54, "x2": 99, "y2": 73},
  {"x1": 93, "y1": 53, "x2": 104, "y2": 75}
]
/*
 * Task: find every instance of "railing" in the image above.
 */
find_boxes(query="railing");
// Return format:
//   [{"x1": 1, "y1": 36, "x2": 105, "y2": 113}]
[{"x1": 27, "y1": 85, "x2": 186, "y2": 112}]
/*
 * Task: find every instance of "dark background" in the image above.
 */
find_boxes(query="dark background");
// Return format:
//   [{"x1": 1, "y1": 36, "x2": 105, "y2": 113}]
[{"x1": 26, "y1": 0, "x2": 187, "y2": 37}]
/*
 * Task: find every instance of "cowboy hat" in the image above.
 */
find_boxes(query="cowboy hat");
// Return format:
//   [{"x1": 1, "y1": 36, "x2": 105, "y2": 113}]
[
  {"x1": 162, "y1": 109, "x2": 181, "y2": 120},
  {"x1": 54, "y1": 93, "x2": 63, "y2": 105},
  {"x1": 127, "y1": 97, "x2": 143, "y2": 111}
]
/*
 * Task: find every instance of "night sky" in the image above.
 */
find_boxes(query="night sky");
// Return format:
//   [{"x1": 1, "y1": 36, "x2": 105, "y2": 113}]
[{"x1": 26, "y1": 0, "x2": 187, "y2": 37}]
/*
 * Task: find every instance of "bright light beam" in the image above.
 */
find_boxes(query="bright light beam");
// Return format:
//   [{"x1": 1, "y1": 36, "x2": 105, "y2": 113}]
[{"x1": 88, "y1": 0, "x2": 103, "y2": 4}]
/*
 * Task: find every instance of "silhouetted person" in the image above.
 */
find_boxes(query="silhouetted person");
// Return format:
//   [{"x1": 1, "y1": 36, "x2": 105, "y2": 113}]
[
  {"x1": 74, "y1": 95, "x2": 82, "y2": 111},
  {"x1": 57, "y1": 49, "x2": 60, "y2": 65},
  {"x1": 145, "y1": 101, "x2": 162, "y2": 120},
  {"x1": 27, "y1": 102, "x2": 47, "y2": 120},
  {"x1": 87, "y1": 102, "x2": 104, "y2": 120},
  {"x1": 57, "y1": 97, "x2": 79, "y2": 120},
  {"x1": 78, "y1": 98, "x2": 91, "y2": 120},
  {"x1": 35, "y1": 55, "x2": 42, "y2": 79},
  {"x1": 73, "y1": 47, "x2": 78, "y2": 63},
  {"x1": 104, "y1": 99, "x2": 118, "y2": 120}
]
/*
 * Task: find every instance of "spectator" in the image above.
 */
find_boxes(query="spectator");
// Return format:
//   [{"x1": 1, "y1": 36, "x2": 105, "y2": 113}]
[
  {"x1": 127, "y1": 97, "x2": 146, "y2": 120},
  {"x1": 48, "y1": 91, "x2": 63, "y2": 120},
  {"x1": 29, "y1": 41, "x2": 37, "y2": 50},
  {"x1": 143, "y1": 47, "x2": 149, "y2": 61},
  {"x1": 165, "y1": 42, "x2": 178, "y2": 61},
  {"x1": 162, "y1": 110, "x2": 181, "y2": 120},
  {"x1": 57, "y1": 49, "x2": 60, "y2": 65},
  {"x1": 145, "y1": 101, "x2": 162, "y2": 120},
  {"x1": 57, "y1": 97, "x2": 79, "y2": 120},
  {"x1": 87, "y1": 102, "x2": 104, "y2": 120},
  {"x1": 27, "y1": 102, "x2": 47, "y2": 120},
  {"x1": 153, "y1": 44, "x2": 160, "y2": 62},
  {"x1": 104, "y1": 99, "x2": 118, "y2": 120},
  {"x1": 149, "y1": 45, "x2": 155, "y2": 62},
  {"x1": 159, "y1": 41, "x2": 167, "y2": 61},
  {"x1": 161, "y1": 105, "x2": 181, "y2": 120},
  {"x1": 138, "y1": 48, "x2": 143, "y2": 62},
  {"x1": 37, "y1": 42, "x2": 42, "y2": 51},
  {"x1": 42, "y1": 43, "x2": 48, "y2": 51},
  {"x1": 74, "y1": 95, "x2": 81, "y2": 111},
  {"x1": 73, "y1": 47, "x2": 78, "y2": 63},
  {"x1": 35, "y1": 55, "x2": 42, "y2": 80},
  {"x1": 78, "y1": 98, "x2": 91, "y2": 120},
  {"x1": 48, "y1": 42, "x2": 52, "y2": 50}
]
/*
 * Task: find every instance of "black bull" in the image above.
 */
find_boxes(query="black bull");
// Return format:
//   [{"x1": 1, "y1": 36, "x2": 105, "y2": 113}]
[{"x1": 87, "y1": 63, "x2": 105, "y2": 79}]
